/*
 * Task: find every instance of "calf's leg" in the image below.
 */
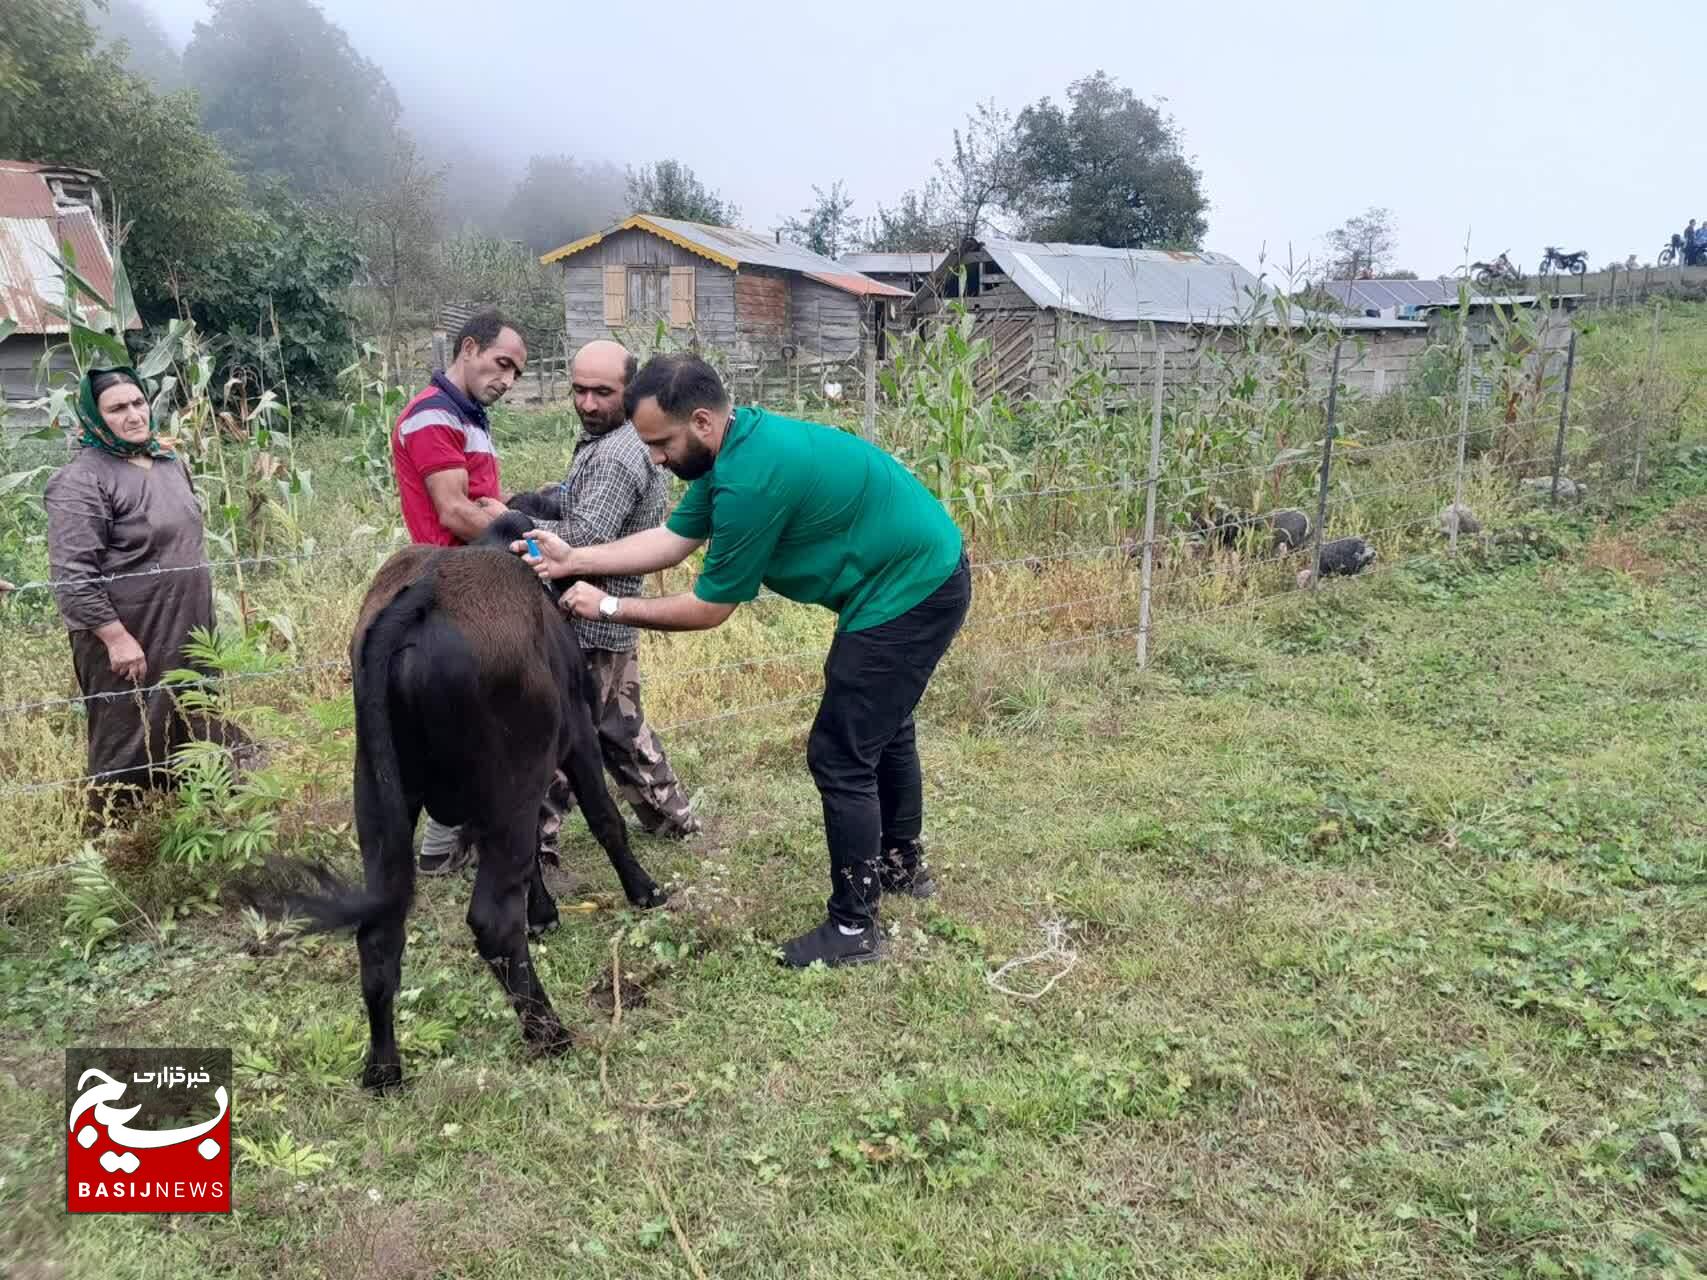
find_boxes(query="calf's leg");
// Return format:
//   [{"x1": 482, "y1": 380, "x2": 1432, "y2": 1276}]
[
  {"x1": 467, "y1": 819, "x2": 571, "y2": 1054},
  {"x1": 526, "y1": 856, "x2": 560, "y2": 937},
  {"x1": 562, "y1": 711, "x2": 666, "y2": 909},
  {"x1": 352, "y1": 792, "x2": 419, "y2": 1092}
]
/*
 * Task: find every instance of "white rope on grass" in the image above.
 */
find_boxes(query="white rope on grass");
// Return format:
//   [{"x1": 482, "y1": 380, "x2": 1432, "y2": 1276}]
[{"x1": 985, "y1": 920, "x2": 1079, "y2": 1001}]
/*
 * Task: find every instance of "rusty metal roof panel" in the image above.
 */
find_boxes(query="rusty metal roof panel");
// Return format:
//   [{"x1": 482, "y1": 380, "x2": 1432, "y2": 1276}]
[
  {"x1": 0, "y1": 207, "x2": 135, "y2": 334},
  {"x1": 0, "y1": 215, "x2": 66, "y2": 331},
  {"x1": 0, "y1": 164, "x2": 59, "y2": 219}
]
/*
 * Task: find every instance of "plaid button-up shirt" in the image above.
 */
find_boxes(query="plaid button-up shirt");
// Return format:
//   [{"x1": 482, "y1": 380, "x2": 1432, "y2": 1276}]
[{"x1": 533, "y1": 421, "x2": 668, "y2": 652}]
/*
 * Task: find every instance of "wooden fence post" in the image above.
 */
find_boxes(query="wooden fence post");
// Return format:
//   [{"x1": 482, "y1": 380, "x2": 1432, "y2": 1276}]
[
  {"x1": 862, "y1": 328, "x2": 877, "y2": 441},
  {"x1": 1135, "y1": 343, "x2": 1165, "y2": 669},
  {"x1": 1633, "y1": 302, "x2": 1661, "y2": 490},
  {"x1": 1450, "y1": 335, "x2": 1473, "y2": 553},
  {"x1": 1549, "y1": 331, "x2": 1577, "y2": 505},
  {"x1": 1309, "y1": 340, "x2": 1344, "y2": 591}
]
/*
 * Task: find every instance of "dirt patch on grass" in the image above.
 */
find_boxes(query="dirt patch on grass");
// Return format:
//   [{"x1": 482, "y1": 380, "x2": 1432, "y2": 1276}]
[
  {"x1": 282, "y1": 1199, "x2": 505, "y2": 1280},
  {"x1": 1658, "y1": 498, "x2": 1707, "y2": 535},
  {"x1": 1583, "y1": 532, "x2": 1668, "y2": 581}
]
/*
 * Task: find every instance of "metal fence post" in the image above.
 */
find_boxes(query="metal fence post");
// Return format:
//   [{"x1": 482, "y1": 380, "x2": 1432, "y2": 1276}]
[
  {"x1": 1549, "y1": 331, "x2": 1577, "y2": 505},
  {"x1": 1451, "y1": 335, "x2": 1473, "y2": 553},
  {"x1": 1308, "y1": 340, "x2": 1344, "y2": 591},
  {"x1": 1136, "y1": 344, "x2": 1165, "y2": 669},
  {"x1": 1633, "y1": 301, "x2": 1661, "y2": 490}
]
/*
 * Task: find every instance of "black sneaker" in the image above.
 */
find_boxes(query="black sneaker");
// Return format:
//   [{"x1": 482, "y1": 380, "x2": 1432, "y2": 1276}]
[
  {"x1": 778, "y1": 918, "x2": 887, "y2": 969},
  {"x1": 878, "y1": 842, "x2": 938, "y2": 900}
]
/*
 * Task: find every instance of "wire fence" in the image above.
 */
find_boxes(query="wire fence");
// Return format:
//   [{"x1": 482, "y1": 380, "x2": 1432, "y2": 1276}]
[{"x1": 0, "y1": 315, "x2": 1692, "y2": 825}]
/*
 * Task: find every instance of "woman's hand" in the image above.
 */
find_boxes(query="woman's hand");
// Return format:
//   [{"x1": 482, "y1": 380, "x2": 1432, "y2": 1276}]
[
  {"x1": 514, "y1": 529, "x2": 577, "y2": 582},
  {"x1": 101, "y1": 627, "x2": 147, "y2": 683}
]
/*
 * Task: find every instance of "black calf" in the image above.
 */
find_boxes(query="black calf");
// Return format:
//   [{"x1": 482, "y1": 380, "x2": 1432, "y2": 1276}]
[{"x1": 279, "y1": 526, "x2": 664, "y2": 1090}]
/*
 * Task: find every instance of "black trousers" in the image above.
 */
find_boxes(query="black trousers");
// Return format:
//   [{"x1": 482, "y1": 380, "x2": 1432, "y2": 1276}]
[{"x1": 807, "y1": 556, "x2": 972, "y2": 926}]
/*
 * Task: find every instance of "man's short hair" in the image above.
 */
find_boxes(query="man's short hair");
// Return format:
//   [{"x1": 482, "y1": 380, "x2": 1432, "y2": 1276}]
[
  {"x1": 623, "y1": 352, "x2": 639, "y2": 385},
  {"x1": 454, "y1": 308, "x2": 522, "y2": 358},
  {"x1": 623, "y1": 354, "x2": 729, "y2": 422}
]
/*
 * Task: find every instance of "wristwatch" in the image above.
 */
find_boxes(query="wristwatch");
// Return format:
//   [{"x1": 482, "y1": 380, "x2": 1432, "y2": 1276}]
[{"x1": 598, "y1": 595, "x2": 622, "y2": 619}]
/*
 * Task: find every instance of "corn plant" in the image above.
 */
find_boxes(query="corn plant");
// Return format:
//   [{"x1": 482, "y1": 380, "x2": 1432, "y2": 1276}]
[
  {"x1": 882, "y1": 303, "x2": 1031, "y2": 537},
  {"x1": 337, "y1": 342, "x2": 408, "y2": 506}
]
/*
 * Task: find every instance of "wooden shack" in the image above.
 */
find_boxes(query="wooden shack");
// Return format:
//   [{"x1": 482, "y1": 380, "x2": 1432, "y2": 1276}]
[
  {"x1": 909, "y1": 237, "x2": 1430, "y2": 402},
  {"x1": 541, "y1": 214, "x2": 906, "y2": 368}
]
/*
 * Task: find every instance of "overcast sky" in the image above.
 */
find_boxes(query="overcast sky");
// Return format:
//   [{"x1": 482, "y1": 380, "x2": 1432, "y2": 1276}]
[{"x1": 141, "y1": 0, "x2": 1699, "y2": 279}]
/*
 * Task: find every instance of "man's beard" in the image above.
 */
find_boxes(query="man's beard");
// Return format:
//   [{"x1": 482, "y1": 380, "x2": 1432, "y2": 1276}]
[
  {"x1": 666, "y1": 437, "x2": 715, "y2": 481},
  {"x1": 577, "y1": 404, "x2": 625, "y2": 434}
]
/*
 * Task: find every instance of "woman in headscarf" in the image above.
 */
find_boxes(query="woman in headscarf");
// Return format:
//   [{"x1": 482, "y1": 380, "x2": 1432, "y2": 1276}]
[{"x1": 44, "y1": 367, "x2": 247, "y2": 812}]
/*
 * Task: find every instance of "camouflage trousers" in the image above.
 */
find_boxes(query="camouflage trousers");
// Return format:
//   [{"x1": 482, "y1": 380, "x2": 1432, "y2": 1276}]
[{"x1": 537, "y1": 646, "x2": 698, "y2": 861}]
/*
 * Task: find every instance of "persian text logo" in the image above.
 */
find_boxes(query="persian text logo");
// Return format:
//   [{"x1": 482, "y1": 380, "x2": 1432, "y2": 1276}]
[{"x1": 65, "y1": 1047, "x2": 232, "y2": 1214}]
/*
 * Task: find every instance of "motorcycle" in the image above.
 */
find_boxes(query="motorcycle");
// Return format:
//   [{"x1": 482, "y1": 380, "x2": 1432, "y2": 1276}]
[
  {"x1": 1538, "y1": 246, "x2": 1587, "y2": 276},
  {"x1": 1659, "y1": 234, "x2": 1700, "y2": 267},
  {"x1": 1469, "y1": 251, "x2": 1523, "y2": 288}
]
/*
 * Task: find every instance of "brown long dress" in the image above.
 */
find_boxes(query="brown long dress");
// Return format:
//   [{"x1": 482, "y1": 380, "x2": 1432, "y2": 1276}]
[{"x1": 43, "y1": 449, "x2": 244, "y2": 805}]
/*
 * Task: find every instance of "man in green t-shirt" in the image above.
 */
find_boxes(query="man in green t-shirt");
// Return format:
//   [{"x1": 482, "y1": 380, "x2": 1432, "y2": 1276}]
[{"x1": 519, "y1": 354, "x2": 971, "y2": 968}]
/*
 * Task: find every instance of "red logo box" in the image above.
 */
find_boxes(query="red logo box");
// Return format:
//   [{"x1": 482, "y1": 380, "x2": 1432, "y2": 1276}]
[{"x1": 66, "y1": 1048, "x2": 232, "y2": 1214}]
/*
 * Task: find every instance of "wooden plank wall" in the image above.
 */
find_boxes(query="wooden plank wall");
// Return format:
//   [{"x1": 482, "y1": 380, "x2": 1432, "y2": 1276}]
[
  {"x1": 788, "y1": 279, "x2": 863, "y2": 359},
  {"x1": 734, "y1": 270, "x2": 789, "y2": 351},
  {"x1": 560, "y1": 249, "x2": 739, "y2": 353}
]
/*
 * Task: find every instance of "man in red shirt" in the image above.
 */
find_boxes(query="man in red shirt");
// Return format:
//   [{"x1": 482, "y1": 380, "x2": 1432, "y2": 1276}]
[
  {"x1": 392, "y1": 309, "x2": 528, "y2": 873},
  {"x1": 392, "y1": 309, "x2": 528, "y2": 546}
]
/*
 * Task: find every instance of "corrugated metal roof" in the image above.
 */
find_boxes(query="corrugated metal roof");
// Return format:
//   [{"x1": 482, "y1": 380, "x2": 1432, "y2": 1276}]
[
  {"x1": 0, "y1": 161, "x2": 135, "y2": 335},
  {"x1": 0, "y1": 163, "x2": 59, "y2": 219},
  {"x1": 541, "y1": 214, "x2": 909, "y2": 299},
  {"x1": 970, "y1": 240, "x2": 1281, "y2": 324},
  {"x1": 1322, "y1": 278, "x2": 1536, "y2": 314},
  {"x1": 838, "y1": 251, "x2": 947, "y2": 275},
  {"x1": 927, "y1": 239, "x2": 1421, "y2": 328}
]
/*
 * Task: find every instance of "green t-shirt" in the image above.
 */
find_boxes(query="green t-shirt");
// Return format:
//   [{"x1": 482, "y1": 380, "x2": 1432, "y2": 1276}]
[{"x1": 665, "y1": 407, "x2": 964, "y2": 632}]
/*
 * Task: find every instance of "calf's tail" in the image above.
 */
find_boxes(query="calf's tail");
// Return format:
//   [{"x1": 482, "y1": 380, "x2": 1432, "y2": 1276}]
[{"x1": 276, "y1": 572, "x2": 443, "y2": 934}]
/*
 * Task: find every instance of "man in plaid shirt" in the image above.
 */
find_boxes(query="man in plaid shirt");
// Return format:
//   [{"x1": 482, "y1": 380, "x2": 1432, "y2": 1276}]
[{"x1": 525, "y1": 340, "x2": 699, "y2": 847}]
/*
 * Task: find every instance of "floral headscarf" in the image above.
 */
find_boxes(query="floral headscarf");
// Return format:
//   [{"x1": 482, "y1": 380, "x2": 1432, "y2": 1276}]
[{"x1": 76, "y1": 367, "x2": 174, "y2": 460}]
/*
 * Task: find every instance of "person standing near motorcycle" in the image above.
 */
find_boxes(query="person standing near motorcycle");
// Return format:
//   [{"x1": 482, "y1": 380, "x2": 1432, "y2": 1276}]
[{"x1": 1685, "y1": 220, "x2": 1699, "y2": 268}]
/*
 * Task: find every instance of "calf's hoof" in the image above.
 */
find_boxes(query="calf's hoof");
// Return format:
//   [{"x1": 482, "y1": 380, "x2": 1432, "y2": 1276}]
[
  {"x1": 527, "y1": 898, "x2": 561, "y2": 937},
  {"x1": 520, "y1": 1015, "x2": 574, "y2": 1057},
  {"x1": 361, "y1": 1060, "x2": 405, "y2": 1094},
  {"x1": 627, "y1": 881, "x2": 669, "y2": 910}
]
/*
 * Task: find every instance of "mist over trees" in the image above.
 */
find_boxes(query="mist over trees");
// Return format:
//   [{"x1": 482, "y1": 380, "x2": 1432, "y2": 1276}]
[{"x1": 6, "y1": 0, "x2": 1220, "y2": 397}]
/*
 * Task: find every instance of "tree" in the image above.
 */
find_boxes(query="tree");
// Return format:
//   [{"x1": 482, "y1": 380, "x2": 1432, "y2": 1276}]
[
  {"x1": 191, "y1": 184, "x2": 360, "y2": 395},
  {"x1": 1323, "y1": 207, "x2": 1401, "y2": 279},
  {"x1": 862, "y1": 181, "x2": 953, "y2": 253},
  {"x1": 2, "y1": 0, "x2": 247, "y2": 318},
  {"x1": 437, "y1": 234, "x2": 559, "y2": 346},
  {"x1": 88, "y1": 0, "x2": 183, "y2": 90},
  {"x1": 347, "y1": 132, "x2": 443, "y2": 375},
  {"x1": 1014, "y1": 71, "x2": 1207, "y2": 249},
  {"x1": 501, "y1": 154, "x2": 627, "y2": 256},
  {"x1": 182, "y1": 0, "x2": 401, "y2": 200},
  {"x1": 936, "y1": 101, "x2": 1030, "y2": 241},
  {"x1": 779, "y1": 181, "x2": 857, "y2": 258},
  {"x1": 625, "y1": 159, "x2": 738, "y2": 226}
]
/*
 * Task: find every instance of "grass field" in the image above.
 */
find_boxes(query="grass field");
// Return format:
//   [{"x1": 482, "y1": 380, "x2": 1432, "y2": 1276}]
[
  {"x1": 3, "y1": 303, "x2": 1706, "y2": 1278},
  {"x1": 4, "y1": 443, "x2": 1707, "y2": 1277}
]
